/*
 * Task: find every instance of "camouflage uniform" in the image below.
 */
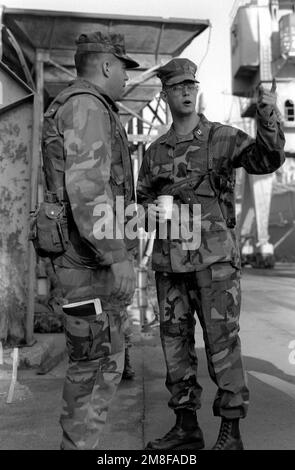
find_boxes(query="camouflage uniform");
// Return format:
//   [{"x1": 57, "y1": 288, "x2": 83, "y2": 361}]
[
  {"x1": 42, "y1": 32, "x2": 138, "y2": 449},
  {"x1": 137, "y1": 103, "x2": 285, "y2": 419}
]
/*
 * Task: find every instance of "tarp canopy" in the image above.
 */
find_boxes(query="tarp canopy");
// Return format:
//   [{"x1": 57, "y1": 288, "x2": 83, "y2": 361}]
[
  {"x1": 278, "y1": 0, "x2": 295, "y2": 9},
  {"x1": 1, "y1": 7, "x2": 210, "y2": 123}
]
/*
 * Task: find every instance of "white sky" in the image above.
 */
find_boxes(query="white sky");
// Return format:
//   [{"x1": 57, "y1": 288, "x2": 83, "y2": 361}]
[{"x1": 2, "y1": 0, "x2": 239, "y2": 121}]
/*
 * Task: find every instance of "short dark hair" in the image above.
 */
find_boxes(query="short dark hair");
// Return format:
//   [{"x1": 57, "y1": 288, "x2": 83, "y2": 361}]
[{"x1": 74, "y1": 52, "x2": 100, "y2": 75}]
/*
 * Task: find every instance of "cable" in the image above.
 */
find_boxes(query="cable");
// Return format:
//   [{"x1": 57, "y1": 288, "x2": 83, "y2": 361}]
[{"x1": 198, "y1": 24, "x2": 212, "y2": 72}]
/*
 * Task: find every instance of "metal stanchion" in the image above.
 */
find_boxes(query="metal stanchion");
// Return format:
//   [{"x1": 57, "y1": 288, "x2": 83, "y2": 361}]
[
  {"x1": 137, "y1": 229, "x2": 156, "y2": 336},
  {"x1": 6, "y1": 348, "x2": 19, "y2": 404},
  {"x1": 137, "y1": 266, "x2": 148, "y2": 329}
]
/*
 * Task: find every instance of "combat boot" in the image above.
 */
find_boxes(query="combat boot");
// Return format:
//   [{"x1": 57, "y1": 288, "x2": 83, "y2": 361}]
[
  {"x1": 145, "y1": 409, "x2": 205, "y2": 450},
  {"x1": 212, "y1": 418, "x2": 244, "y2": 450},
  {"x1": 122, "y1": 347, "x2": 135, "y2": 380}
]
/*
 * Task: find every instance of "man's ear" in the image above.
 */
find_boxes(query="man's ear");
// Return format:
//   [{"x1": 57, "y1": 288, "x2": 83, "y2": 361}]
[
  {"x1": 160, "y1": 90, "x2": 167, "y2": 102},
  {"x1": 102, "y1": 60, "x2": 111, "y2": 77}
]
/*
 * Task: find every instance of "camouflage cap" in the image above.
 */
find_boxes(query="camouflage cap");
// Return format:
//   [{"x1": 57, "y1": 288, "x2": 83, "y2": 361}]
[
  {"x1": 157, "y1": 58, "x2": 199, "y2": 87},
  {"x1": 75, "y1": 31, "x2": 139, "y2": 69}
]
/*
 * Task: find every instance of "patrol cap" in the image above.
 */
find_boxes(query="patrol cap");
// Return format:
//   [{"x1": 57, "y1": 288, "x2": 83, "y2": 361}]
[
  {"x1": 157, "y1": 58, "x2": 199, "y2": 87},
  {"x1": 75, "y1": 31, "x2": 139, "y2": 69}
]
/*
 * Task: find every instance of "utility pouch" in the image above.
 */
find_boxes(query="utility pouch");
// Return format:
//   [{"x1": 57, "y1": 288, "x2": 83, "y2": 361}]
[{"x1": 29, "y1": 198, "x2": 69, "y2": 258}]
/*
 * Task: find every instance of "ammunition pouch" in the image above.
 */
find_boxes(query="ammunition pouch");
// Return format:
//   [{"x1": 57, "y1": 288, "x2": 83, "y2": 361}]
[{"x1": 29, "y1": 193, "x2": 69, "y2": 258}]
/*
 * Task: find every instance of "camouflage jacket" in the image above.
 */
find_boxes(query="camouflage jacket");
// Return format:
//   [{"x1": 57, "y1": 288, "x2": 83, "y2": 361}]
[
  {"x1": 42, "y1": 78, "x2": 136, "y2": 270},
  {"x1": 137, "y1": 104, "x2": 285, "y2": 273}
]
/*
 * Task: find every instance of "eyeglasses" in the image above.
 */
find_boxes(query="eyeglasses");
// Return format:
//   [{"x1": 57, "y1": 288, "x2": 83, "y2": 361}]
[{"x1": 166, "y1": 83, "x2": 199, "y2": 95}]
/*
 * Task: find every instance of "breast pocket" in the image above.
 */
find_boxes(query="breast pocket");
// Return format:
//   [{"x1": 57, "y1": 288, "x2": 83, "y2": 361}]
[{"x1": 187, "y1": 157, "x2": 206, "y2": 176}]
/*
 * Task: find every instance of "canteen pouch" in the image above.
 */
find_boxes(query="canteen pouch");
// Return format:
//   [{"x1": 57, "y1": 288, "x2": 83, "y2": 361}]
[{"x1": 29, "y1": 200, "x2": 69, "y2": 258}]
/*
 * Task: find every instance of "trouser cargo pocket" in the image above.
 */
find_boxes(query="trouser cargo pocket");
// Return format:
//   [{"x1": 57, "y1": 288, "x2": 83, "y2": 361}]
[
  {"x1": 63, "y1": 311, "x2": 124, "y2": 362},
  {"x1": 63, "y1": 315, "x2": 92, "y2": 361}
]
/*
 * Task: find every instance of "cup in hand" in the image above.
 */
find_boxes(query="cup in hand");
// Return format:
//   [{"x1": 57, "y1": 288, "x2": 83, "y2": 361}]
[{"x1": 157, "y1": 195, "x2": 173, "y2": 220}]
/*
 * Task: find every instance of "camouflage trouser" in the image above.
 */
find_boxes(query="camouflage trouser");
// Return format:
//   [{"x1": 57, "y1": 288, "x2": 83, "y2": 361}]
[
  {"x1": 60, "y1": 309, "x2": 126, "y2": 450},
  {"x1": 155, "y1": 262, "x2": 249, "y2": 419},
  {"x1": 54, "y1": 265, "x2": 127, "y2": 450}
]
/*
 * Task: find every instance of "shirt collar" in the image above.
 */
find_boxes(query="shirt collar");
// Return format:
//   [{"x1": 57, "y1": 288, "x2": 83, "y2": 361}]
[
  {"x1": 159, "y1": 113, "x2": 211, "y2": 147},
  {"x1": 69, "y1": 78, "x2": 119, "y2": 112}
]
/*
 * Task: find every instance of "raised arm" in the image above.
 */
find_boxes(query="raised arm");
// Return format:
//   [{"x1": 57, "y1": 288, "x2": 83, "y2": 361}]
[{"x1": 231, "y1": 79, "x2": 285, "y2": 174}]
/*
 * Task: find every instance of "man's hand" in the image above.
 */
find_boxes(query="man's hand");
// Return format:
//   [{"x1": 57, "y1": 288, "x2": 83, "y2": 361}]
[
  {"x1": 257, "y1": 78, "x2": 277, "y2": 108},
  {"x1": 110, "y1": 259, "x2": 136, "y2": 302}
]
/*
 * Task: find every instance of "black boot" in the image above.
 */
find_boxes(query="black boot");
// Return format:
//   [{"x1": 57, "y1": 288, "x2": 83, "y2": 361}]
[
  {"x1": 146, "y1": 409, "x2": 205, "y2": 450},
  {"x1": 122, "y1": 348, "x2": 135, "y2": 380},
  {"x1": 212, "y1": 418, "x2": 244, "y2": 450}
]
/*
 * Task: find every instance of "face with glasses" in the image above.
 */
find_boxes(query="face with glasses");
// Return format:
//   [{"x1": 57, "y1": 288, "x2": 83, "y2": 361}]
[{"x1": 161, "y1": 80, "x2": 199, "y2": 116}]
